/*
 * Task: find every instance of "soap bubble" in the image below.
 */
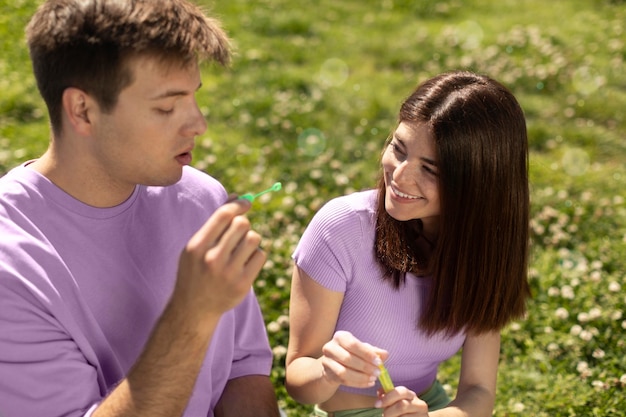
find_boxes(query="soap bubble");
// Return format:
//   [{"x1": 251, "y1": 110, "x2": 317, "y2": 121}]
[
  {"x1": 454, "y1": 20, "x2": 484, "y2": 50},
  {"x1": 572, "y1": 67, "x2": 604, "y2": 96},
  {"x1": 561, "y1": 147, "x2": 590, "y2": 176},
  {"x1": 297, "y1": 128, "x2": 326, "y2": 156},
  {"x1": 316, "y1": 58, "x2": 349, "y2": 87}
]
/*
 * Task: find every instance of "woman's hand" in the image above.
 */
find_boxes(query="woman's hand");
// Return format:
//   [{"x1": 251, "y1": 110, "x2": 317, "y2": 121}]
[
  {"x1": 375, "y1": 386, "x2": 429, "y2": 417},
  {"x1": 319, "y1": 330, "x2": 388, "y2": 389}
]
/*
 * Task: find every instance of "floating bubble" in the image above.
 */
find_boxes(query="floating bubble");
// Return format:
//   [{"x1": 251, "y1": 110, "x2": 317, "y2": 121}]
[
  {"x1": 297, "y1": 128, "x2": 326, "y2": 156},
  {"x1": 561, "y1": 147, "x2": 590, "y2": 176},
  {"x1": 316, "y1": 58, "x2": 349, "y2": 87},
  {"x1": 572, "y1": 67, "x2": 604, "y2": 96},
  {"x1": 454, "y1": 20, "x2": 484, "y2": 50}
]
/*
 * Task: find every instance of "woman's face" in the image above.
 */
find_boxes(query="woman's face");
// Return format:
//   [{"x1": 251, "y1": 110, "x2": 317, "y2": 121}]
[{"x1": 381, "y1": 121, "x2": 441, "y2": 235}]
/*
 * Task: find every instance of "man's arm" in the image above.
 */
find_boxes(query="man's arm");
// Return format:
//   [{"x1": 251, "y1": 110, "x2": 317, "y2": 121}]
[
  {"x1": 94, "y1": 200, "x2": 267, "y2": 416},
  {"x1": 214, "y1": 375, "x2": 280, "y2": 417}
]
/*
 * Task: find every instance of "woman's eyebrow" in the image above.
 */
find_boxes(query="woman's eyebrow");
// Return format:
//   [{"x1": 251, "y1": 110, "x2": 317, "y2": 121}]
[
  {"x1": 392, "y1": 135, "x2": 407, "y2": 150},
  {"x1": 394, "y1": 134, "x2": 438, "y2": 166},
  {"x1": 421, "y1": 156, "x2": 438, "y2": 166}
]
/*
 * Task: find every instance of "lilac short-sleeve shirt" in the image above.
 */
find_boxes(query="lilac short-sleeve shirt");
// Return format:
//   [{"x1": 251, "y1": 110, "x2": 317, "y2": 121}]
[
  {"x1": 0, "y1": 165, "x2": 272, "y2": 417},
  {"x1": 293, "y1": 190, "x2": 466, "y2": 397}
]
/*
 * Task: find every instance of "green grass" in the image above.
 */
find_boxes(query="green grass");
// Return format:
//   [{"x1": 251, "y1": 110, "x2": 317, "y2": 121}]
[{"x1": 1, "y1": 0, "x2": 625, "y2": 415}]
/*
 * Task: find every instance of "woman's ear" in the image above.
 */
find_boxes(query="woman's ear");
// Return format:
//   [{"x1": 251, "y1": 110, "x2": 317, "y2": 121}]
[{"x1": 61, "y1": 87, "x2": 95, "y2": 136}]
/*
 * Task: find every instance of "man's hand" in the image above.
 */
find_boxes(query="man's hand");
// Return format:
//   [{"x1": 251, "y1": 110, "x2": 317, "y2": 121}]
[{"x1": 173, "y1": 199, "x2": 267, "y2": 323}]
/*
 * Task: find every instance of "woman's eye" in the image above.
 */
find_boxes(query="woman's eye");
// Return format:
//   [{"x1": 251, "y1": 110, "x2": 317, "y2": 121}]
[
  {"x1": 423, "y1": 165, "x2": 438, "y2": 176},
  {"x1": 156, "y1": 108, "x2": 174, "y2": 115},
  {"x1": 390, "y1": 142, "x2": 405, "y2": 156}
]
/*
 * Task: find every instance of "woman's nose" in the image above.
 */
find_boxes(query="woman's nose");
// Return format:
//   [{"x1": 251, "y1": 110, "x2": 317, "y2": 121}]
[{"x1": 393, "y1": 160, "x2": 414, "y2": 183}]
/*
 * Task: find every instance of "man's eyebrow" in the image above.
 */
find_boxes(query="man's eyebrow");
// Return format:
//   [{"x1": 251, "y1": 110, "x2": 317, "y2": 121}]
[{"x1": 149, "y1": 83, "x2": 203, "y2": 100}]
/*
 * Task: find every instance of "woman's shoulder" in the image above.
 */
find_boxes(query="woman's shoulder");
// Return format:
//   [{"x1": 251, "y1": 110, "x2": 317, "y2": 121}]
[
  {"x1": 304, "y1": 189, "x2": 378, "y2": 240},
  {"x1": 318, "y1": 189, "x2": 378, "y2": 218}
]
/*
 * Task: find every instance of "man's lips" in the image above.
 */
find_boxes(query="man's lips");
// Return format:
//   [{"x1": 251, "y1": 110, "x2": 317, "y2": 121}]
[{"x1": 175, "y1": 151, "x2": 192, "y2": 165}]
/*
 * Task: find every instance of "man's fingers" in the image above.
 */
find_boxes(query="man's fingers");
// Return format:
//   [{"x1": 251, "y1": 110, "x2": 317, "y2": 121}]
[{"x1": 188, "y1": 199, "x2": 250, "y2": 252}]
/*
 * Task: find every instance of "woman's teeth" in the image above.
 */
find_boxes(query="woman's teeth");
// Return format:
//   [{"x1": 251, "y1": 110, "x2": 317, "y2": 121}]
[{"x1": 393, "y1": 187, "x2": 420, "y2": 199}]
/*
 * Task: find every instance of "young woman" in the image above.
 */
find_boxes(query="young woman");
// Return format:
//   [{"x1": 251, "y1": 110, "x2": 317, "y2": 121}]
[{"x1": 285, "y1": 71, "x2": 530, "y2": 417}]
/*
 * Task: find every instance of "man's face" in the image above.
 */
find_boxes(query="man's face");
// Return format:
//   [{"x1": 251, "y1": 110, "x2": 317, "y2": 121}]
[{"x1": 89, "y1": 55, "x2": 207, "y2": 189}]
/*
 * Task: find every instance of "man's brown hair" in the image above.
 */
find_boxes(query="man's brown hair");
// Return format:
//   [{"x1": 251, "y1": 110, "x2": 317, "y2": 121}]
[{"x1": 26, "y1": 0, "x2": 231, "y2": 135}]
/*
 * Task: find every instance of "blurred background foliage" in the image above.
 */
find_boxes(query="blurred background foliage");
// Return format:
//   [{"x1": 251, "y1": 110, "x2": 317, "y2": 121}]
[{"x1": 1, "y1": 0, "x2": 625, "y2": 415}]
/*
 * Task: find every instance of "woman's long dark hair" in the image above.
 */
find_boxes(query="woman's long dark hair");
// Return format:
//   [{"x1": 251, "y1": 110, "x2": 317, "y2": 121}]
[{"x1": 375, "y1": 70, "x2": 530, "y2": 336}]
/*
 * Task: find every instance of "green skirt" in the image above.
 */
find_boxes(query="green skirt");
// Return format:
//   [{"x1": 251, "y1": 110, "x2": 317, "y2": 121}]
[{"x1": 312, "y1": 380, "x2": 450, "y2": 417}]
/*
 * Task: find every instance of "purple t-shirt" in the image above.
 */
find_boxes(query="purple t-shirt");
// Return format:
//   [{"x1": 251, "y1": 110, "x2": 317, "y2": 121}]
[
  {"x1": 293, "y1": 190, "x2": 466, "y2": 397},
  {"x1": 0, "y1": 164, "x2": 272, "y2": 417}
]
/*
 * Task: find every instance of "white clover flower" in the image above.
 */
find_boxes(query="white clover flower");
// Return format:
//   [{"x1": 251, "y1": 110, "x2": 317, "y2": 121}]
[
  {"x1": 282, "y1": 196, "x2": 296, "y2": 208},
  {"x1": 272, "y1": 345, "x2": 288, "y2": 358},
  {"x1": 580, "y1": 330, "x2": 594, "y2": 341},
  {"x1": 277, "y1": 315, "x2": 290, "y2": 328},
  {"x1": 588, "y1": 308, "x2": 602, "y2": 320},
  {"x1": 576, "y1": 361, "x2": 589, "y2": 373},
  {"x1": 590, "y1": 271, "x2": 602, "y2": 282},
  {"x1": 309, "y1": 169, "x2": 323, "y2": 179},
  {"x1": 561, "y1": 285, "x2": 575, "y2": 299},
  {"x1": 509, "y1": 322, "x2": 521, "y2": 331},
  {"x1": 557, "y1": 190, "x2": 569, "y2": 200},
  {"x1": 610, "y1": 311, "x2": 622, "y2": 321},
  {"x1": 532, "y1": 223, "x2": 545, "y2": 235},
  {"x1": 608, "y1": 281, "x2": 621, "y2": 292},
  {"x1": 512, "y1": 402, "x2": 525, "y2": 412},
  {"x1": 547, "y1": 342, "x2": 560, "y2": 352},
  {"x1": 548, "y1": 287, "x2": 560, "y2": 297},
  {"x1": 592, "y1": 349, "x2": 605, "y2": 359},
  {"x1": 577, "y1": 312, "x2": 590, "y2": 323},
  {"x1": 294, "y1": 204, "x2": 309, "y2": 218},
  {"x1": 591, "y1": 380, "x2": 605, "y2": 390},
  {"x1": 555, "y1": 307, "x2": 569, "y2": 319},
  {"x1": 267, "y1": 321, "x2": 281, "y2": 333},
  {"x1": 275, "y1": 277, "x2": 287, "y2": 288},
  {"x1": 334, "y1": 174, "x2": 349, "y2": 186},
  {"x1": 570, "y1": 324, "x2": 583, "y2": 336},
  {"x1": 620, "y1": 374, "x2": 626, "y2": 384},
  {"x1": 544, "y1": 326, "x2": 553, "y2": 334}
]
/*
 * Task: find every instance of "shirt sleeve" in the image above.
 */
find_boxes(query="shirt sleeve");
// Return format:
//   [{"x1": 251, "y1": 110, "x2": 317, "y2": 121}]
[
  {"x1": 228, "y1": 289, "x2": 273, "y2": 379},
  {"x1": 0, "y1": 278, "x2": 102, "y2": 417},
  {"x1": 292, "y1": 195, "x2": 364, "y2": 292}
]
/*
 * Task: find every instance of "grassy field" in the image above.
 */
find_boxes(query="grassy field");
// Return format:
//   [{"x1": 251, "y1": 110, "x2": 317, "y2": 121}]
[{"x1": 1, "y1": 0, "x2": 625, "y2": 415}]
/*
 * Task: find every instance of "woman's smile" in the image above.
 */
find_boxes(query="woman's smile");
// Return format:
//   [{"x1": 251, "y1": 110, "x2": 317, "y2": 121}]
[{"x1": 390, "y1": 185, "x2": 422, "y2": 200}]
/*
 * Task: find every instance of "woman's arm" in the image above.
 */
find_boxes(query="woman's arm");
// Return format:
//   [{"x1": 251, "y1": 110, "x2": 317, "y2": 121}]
[
  {"x1": 431, "y1": 330, "x2": 500, "y2": 417},
  {"x1": 285, "y1": 266, "x2": 385, "y2": 405}
]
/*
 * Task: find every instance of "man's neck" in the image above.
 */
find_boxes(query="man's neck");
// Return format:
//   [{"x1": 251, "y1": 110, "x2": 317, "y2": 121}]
[{"x1": 29, "y1": 149, "x2": 136, "y2": 208}]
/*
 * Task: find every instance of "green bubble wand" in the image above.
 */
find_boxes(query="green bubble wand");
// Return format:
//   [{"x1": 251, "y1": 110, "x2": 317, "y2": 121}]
[{"x1": 239, "y1": 182, "x2": 282, "y2": 202}]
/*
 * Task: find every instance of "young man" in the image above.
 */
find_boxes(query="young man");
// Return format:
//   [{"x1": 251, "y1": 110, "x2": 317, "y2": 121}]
[{"x1": 0, "y1": 1, "x2": 281, "y2": 416}]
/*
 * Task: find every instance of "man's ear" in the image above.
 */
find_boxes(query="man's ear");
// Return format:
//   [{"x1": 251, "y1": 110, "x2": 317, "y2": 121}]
[{"x1": 61, "y1": 87, "x2": 96, "y2": 136}]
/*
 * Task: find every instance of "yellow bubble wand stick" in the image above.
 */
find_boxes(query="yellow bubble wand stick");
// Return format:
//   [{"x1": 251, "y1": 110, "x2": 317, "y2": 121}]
[{"x1": 377, "y1": 360, "x2": 395, "y2": 393}]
